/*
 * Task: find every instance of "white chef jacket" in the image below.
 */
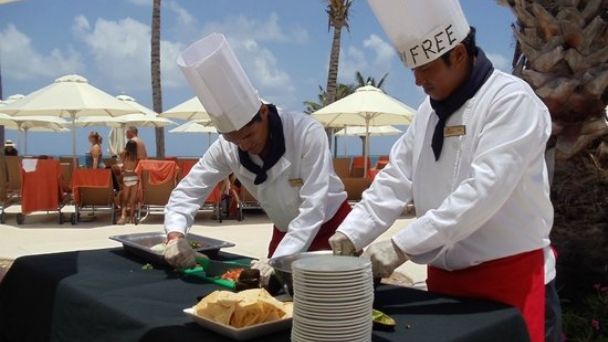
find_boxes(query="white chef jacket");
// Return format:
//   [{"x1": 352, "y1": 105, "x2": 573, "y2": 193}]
[
  {"x1": 164, "y1": 110, "x2": 347, "y2": 258},
  {"x1": 337, "y1": 70, "x2": 556, "y2": 283}
]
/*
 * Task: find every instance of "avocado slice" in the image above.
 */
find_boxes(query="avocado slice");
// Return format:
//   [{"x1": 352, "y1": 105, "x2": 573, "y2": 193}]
[{"x1": 372, "y1": 309, "x2": 396, "y2": 330}]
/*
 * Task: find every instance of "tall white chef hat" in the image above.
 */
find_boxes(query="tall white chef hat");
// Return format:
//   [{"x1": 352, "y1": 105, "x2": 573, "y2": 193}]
[
  {"x1": 177, "y1": 33, "x2": 261, "y2": 133},
  {"x1": 368, "y1": 0, "x2": 470, "y2": 69}
]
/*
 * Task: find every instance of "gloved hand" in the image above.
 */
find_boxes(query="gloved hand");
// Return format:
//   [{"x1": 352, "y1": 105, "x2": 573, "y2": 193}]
[
  {"x1": 329, "y1": 232, "x2": 358, "y2": 256},
  {"x1": 250, "y1": 258, "x2": 274, "y2": 287},
  {"x1": 363, "y1": 240, "x2": 409, "y2": 278},
  {"x1": 164, "y1": 237, "x2": 197, "y2": 269}
]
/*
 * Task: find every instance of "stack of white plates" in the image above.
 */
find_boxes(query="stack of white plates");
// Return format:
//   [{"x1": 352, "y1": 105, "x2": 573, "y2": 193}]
[{"x1": 291, "y1": 255, "x2": 373, "y2": 342}]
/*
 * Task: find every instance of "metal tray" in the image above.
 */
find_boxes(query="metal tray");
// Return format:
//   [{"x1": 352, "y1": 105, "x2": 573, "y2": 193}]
[{"x1": 109, "y1": 232, "x2": 235, "y2": 265}]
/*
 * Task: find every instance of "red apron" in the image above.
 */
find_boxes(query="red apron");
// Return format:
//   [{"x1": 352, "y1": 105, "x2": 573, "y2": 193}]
[
  {"x1": 267, "y1": 200, "x2": 351, "y2": 257},
  {"x1": 427, "y1": 249, "x2": 545, "y2": 342}
]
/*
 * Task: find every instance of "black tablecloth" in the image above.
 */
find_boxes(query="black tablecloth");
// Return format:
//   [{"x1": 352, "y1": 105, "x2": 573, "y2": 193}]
[{"x1": 0, "y1": 248, "x2": 529, "y2": 342}]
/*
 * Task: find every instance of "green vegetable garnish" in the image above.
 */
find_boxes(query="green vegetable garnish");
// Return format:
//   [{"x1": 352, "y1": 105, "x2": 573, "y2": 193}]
[
  {"x1": 372, "y1": 309, "x2": 396, "y2": 330},
  {"x1": 189, "y1": 240, "x2": 201, "y2": 249},
  {"x1": 142, "y1": 263, "x2": 154, "y2": 270}
]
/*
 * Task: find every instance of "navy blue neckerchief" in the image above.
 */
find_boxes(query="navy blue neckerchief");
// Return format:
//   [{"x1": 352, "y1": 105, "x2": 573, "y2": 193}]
[
  {"x1": 429, "y1": 48, "x2": 494, "y2": 161},
  {"x1": 238, "y1": 104, "x2": 286, "y2": 185}
]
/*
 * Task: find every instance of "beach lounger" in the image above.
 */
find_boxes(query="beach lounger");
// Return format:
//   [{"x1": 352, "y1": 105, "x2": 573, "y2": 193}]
[
  {"x1": 350, "y1": 156, "x2": 371, "y2": 177},
  {"x1": 71, "y1": 168, "x2": 116, "y2": 225},
  {"x1": 341, "y1": 177, "x2": 372, "y2": 202},
  {"x1": 200, "y1": 181, "x2": 226, "y2": 222},
  {"x1": 0, "y1": 157, "x2": 19, "y2": 223},
  {"x1": 135, "y1": 160, "x2": 179, "y2": 224},
  {"x1": 239, "y1": 185, "x2": 262, "y2": 211},
  {"x1": 332, "y1": 157, "x2": 351, "y2": 178},
  {"x1": 6, "y1": 156, "x2": 22, "y2": 196},
  {"x1": 17, "y1": 158, "x2": 69, "y2": 224}
]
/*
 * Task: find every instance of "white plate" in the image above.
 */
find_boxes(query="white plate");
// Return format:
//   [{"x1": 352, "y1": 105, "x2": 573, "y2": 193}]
[
  {"x1": 183, "y1": 308, "x2": 292, "y2": 341},
  {"x1": 292, "y1": 324, "x2": 372, "y2": 340},
  {"x1": 293, "y1": 286, "x2": 373, "y2": 297},
  {"x1": 294, "y1": 311, "x2": 371, "y2": 326},
  {"x1": 294, "y1": 310, "x2": 372, "y2": 323},
  {"x1": 292, "y1": 255, "x2": 370, "y2": 273},
  {"x1": 292, "y1": 276, "x2": 372, "y2": 286},
  {"x1": 294, "y1": 296, "x2": 373, "y2": 307}
]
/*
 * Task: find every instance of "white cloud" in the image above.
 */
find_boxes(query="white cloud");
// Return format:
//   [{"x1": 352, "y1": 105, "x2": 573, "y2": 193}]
[
  {"x1": 203, "y1": 13, "x2": 309, "y2": 45},
  {"x1": 0, "y1": 24, "x2": 83, "y2": 81},
  {"x1": 337, "y1": 34, "x2": 397, "y2": 84},
  {"x1": 487, "y1": 52, "x2": 511, "y2": 71},
  {"x1": 363, "y1": 34, "x2": 394, "y2": 66},
  {"x1": 166, "y1": 1, "x2": 194, "y2": 26},
  {"x1": 339, "y1": 46, "x2": 368, "y2": 82},
  {"x1": 128, "y1": 0, "x2": 150, "y2": 6},
  {"x1": 72, "y1": 15, "x2": 184, "y2": 91},
  {"x1": 200, "y1": 14, "x2": 303, "y2": 105}
]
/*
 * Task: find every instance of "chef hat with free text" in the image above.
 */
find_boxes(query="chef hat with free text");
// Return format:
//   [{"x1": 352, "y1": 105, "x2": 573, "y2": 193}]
[
  {"x1": 368, "y1": 0, "x2": 470, "y2": 69},
  {"x1": 177, "y1": 33, "x2": 261, "y2": 133}
]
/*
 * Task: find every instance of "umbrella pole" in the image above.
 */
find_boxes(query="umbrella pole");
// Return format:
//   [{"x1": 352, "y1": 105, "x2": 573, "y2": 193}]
[
  {"x1": 24, "y1": 128, "x2": 28, "y2": 155},
  {"x1": 71, "y1": 113, "x2": 77, "y2": 166},
  {"x1": 364, "y1": 118, "x2": 370, "y2": 178}
]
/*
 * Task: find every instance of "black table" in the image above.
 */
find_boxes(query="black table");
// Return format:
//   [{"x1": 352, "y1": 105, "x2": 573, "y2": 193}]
[{"x1": 0, "y1": 248, "x2": 529, "y2": 342}]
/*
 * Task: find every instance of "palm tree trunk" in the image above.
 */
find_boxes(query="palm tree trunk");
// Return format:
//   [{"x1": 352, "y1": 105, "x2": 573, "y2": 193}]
[
  {"x1": 151, "y1": 0, "x2": 165, "y2": 158},
  {"x1": 324, "y1": 25, "x2": 343, "y2": 149},
  {"x1": 324, "y1": 26, "x2": 342, "y2": 106},
  {"x1": 0, "y1": 57, "x2": 5, "y2": 155}
]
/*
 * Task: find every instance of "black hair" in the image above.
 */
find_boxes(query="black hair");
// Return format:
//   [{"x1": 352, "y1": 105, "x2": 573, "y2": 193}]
[
  {"x1": 440, "y1": 27, "x2": 477, "y2": 66},
  {"x1": 125, "y1": 140, "x2": 138, "y2": 161}
]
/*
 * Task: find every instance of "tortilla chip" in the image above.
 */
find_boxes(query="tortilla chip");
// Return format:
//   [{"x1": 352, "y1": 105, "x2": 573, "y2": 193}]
[{"x1": 193, "y1": 288, "x2": 293, "y2": 328}]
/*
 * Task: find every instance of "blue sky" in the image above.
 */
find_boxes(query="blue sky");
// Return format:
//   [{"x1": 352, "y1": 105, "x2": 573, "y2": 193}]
[{"x1": 0, "y1": 0, "x2": 516, "y2": 157}]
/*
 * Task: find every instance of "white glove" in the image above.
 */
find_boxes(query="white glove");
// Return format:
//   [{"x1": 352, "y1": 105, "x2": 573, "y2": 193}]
[
  {"x1": 164, "y1": 238, "x2": 197, "y2": 269},
  {"x1": 250, "y1": 258, "x2": 273, "y2": 287},
  {"x1": 329, "y1": 232, "x2": 358, "y2": 256},
  {"x1": 363, "y1": 240, "x2": 409, "y2": 278}
]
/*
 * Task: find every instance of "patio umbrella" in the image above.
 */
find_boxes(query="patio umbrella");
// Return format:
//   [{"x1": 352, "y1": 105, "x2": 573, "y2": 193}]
[
  {"x1": 335, "y1": 125, "x2": 402, "y2": 136},
  {"x1": 161, "y1": 97, "x2": 211, "y2": 121},
  {"x1": 335, "y1": 125, "x2": 402, "y2": 156},
  {"x1": 169, "y1": 120, "x2": 217, "y2": 147},
  {"x1": 0, "y1": 74, "x2": 138, "y2": 161},
  {"x1": 312, "y1": 85, "x2": 416, "y2": 175},
  {"x1": 116, "y1": 94, "x2": 175, "y2": 128},
  {"x1": 0, "y1": 113, "x2": 69, "y2": 154}
]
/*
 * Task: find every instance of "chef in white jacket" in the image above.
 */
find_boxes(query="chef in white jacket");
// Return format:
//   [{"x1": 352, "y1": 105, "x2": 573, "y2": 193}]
[
  {"x1": 163, "y1": 33, "x2": 350, "y2": 283},
  {"x1": 329, "y1": 1, "x2": 560, "y2": 341}
]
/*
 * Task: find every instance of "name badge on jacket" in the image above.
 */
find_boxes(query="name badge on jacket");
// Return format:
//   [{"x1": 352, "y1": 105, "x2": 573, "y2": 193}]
[
  {"x1": 444, "y1": 125, "x2": 466, "y2": 137},
  {"x1": 289, "y1": 178, "x2": 304, "y2": 187}
]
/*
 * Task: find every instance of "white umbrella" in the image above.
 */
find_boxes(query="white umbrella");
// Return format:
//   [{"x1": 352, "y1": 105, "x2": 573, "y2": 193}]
[
  {"x1": 335, "y1": 125, "x2": 402, "y2": 136},
  {"x1": 161, "y1": 97, "x2": 211, "y2": 121},
  {"x1": 0, "y1": 74, "x2": 138, "y2": 161},
  {"x1": 169, "y1": 120, "x2": 217, "y2": 147},
  {"x1": 335, "y1": 125, "x2": 402, "y2": 156},
  {"x1": 312, "y1": 85, "x2": 416, "y2": 175},
  {"x1": 75, "y1": 116, "x2": 124, "y2": 128},
  {"x1": 0, "y1": 114, "x2": 69, "y2": 154},
  {"x1": 116, "y1": 94, "x2": 175, "y2": 128}
]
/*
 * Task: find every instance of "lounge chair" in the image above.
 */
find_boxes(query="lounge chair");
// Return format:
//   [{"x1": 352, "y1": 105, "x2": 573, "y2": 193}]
[
  {"x1": 17, "y1": 158, "x2": 69, "y2": 224},
  {"x1": 332, "y1": 157, "x2": 351, "y2": 178},
  {"x1": 71, "y1": 168, "x2": 116, "y2": 225},
  {"x1": 134, "y1": 160, "x2": 179, "y2": 224},
  {"x1": 0, "y1": 157, "x2": 19, "y2": 223}
]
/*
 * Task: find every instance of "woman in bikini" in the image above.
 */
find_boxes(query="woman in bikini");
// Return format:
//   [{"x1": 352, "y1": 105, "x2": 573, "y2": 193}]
[{"x1": 117, "y1": 140, "x2": 139, "y2": 224}]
